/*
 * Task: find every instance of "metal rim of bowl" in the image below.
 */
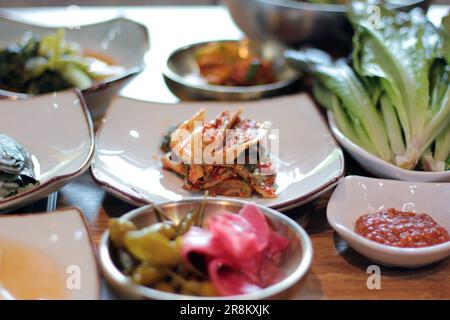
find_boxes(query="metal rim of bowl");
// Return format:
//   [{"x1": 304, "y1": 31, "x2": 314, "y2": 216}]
[
  {"x1": 99, "y1": 197, "x2": 313, "y2": 300},
  {"x1": 257, "y1": 0, "x2": 426, "y2": 12},
  {"x1": 163, "y1": 39, "x2": 302, "y2": 95}
]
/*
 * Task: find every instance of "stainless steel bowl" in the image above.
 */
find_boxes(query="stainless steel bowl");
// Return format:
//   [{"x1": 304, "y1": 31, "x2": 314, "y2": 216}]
[
  {"x1": 163, "y1": 40, "x2": 301, "y2": 101},
  {"x1": 225, "y1": 0, "x2": 428, "y2": 46},
  {"x1": 99, "y1": 197, "x2": 313, "y2": 300}
]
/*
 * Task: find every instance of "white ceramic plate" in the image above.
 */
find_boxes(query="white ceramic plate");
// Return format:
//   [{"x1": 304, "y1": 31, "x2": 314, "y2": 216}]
[
  {"x1": 0, "y1": 90, "x2": 94, "y2": 211},
  {"x1": 0, "y1": 207, "x2": 99, "y2": 300},
  {"x1": 0, "y1": 16, "x2": 149, "y2": 120},
  {"x1": 92, "y1": 94, "x2": 344, "y2": 211},
  {"x1": 327, "y1": 176, "x2": 450, "y2": 268},
  {"x1": 328, "y1": 112, "x2": 450, "y2": 182}
]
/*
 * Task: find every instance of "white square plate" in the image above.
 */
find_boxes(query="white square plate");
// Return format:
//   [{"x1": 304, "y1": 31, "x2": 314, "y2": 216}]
[
  {"x1": 0, "y1": 208, "x2": 99, "y2": 299},
  {"x1": 0, "y1": 90, "x2": 94, "y2": 211},
  {"x1": 92, "y1": 94, "x2": 344, "y2": 210},
  {"x1": 327, "y1": 176, "x2": 450, "y2": 268}
]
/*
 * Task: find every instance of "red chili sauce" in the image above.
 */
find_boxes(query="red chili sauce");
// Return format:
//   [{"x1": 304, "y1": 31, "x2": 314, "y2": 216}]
[{"x1": 355, "y1": 208, "x2": 450, "y2": 248}]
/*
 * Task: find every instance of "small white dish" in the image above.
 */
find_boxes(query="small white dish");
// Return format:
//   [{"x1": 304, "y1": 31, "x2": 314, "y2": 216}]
[
  {"x1": 327, "y1": 175, "x2": 450, "y2": 268},
  {"x1": 0, "y1": 207, "x2": 99, "y2": 300},
  {"x1": 0, "y1": 16, "x2": 149, "y2": 120},
  {"x1": 91, "y1": 93, "x2": 344, "y2": 211},
  {"x1": 328, "y1": 112, "x2": 450, "y2": 182},
  {"x1": 0, "y1": 90, "x2": 94, "y2": 212}
]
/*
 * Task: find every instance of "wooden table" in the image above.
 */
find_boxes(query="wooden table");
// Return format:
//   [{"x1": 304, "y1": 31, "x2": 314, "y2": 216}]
[{"x1": 4, "y1": 5, "x2": 450, "y2": 300}]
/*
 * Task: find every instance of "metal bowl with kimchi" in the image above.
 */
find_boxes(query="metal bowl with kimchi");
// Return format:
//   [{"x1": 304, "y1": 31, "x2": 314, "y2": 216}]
[{"x1": 163, "y1": 39, "x2": 301, "y2": 101}]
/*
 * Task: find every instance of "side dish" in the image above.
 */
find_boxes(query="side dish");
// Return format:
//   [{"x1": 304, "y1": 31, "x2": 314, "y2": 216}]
[
  {"x1": 0, "y1": 30, "x2": 125, "y2": 94},
  {"x1": 160, "y1": 108, "x2": 277, "y2": 198},
  {"x1": 355, "y1": 208, "x2": 450, "y2": 248},
  {"x1": 109, "y1": 201, "x2": 289, "y2": 297},
  {"x1": 195, "y1": 41, "x2": 277, "y2": 86},
  {"x1": 299, "y1": 0, "x2": 345, "y2": 3},
  {"x1": 287, "y1": 3, "x2": 450, "y2": 172},
  {"x1": 0, "y1": 236, "x2": 68, "y2": 300},
  {"x1": 0, "y1": 134, "x2": 38, "y2": 198}
]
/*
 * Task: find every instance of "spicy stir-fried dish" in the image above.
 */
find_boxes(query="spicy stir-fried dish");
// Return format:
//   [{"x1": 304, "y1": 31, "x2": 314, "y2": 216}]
[
  {"x1": 0, "y1": 30, "x2": 125, "y2": 94},
  {"x1": 109, "y1": 200, "x2": 290, "y2": 297},
  {"x1": 195, "y1": 42, "x2": 277, "y2": 86},
  {"x1": 160, "y1": 109, "x2": 277, "y2": 198}
]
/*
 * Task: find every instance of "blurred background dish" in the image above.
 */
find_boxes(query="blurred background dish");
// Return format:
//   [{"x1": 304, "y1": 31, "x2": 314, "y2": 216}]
[
  {"x1": 163, "y1": 39, "x2": 301, "y2": 101},
  {"x1": 0, "y1": 208, "x2": 99, "y2": 300},
  {"x1": 91, "y1": 94, "x2": 344, "y2": 211},
  {"x1": 0, "y1": 16, "x2": 149, "y2": 122},
  {"x1": 328, "y1": 113, "x2": 450, "y2": 182}
]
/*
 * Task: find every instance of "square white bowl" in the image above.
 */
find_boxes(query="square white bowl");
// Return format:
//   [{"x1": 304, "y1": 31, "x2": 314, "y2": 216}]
[
  {"x1": 0, "y1": 208, "x2": 99, "y2": 300},
  {"x1": 0, "y1": 90, "x2": 94, "y2": 211},
  {"x1": 327, "y1": 176, "x2": 450, "y2": 268},
  {"x1": 91, "y1": 93, "x2": 344, "y2": 211}
]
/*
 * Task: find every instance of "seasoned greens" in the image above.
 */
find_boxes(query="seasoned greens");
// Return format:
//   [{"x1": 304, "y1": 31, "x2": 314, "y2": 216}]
[{"x1": 0, "y1": 134, "x2": 39, "y2": 198}]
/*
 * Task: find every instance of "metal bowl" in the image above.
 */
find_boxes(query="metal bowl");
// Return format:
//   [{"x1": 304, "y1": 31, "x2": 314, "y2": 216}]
[
  {"x1": 163, "y1": 40, "x2": 301, "y2": 101},
  {"x1": 225, "y1": 0, "x2": 428, "y2": 46},
  {"x1": 99, "y1": 197, "x2": 313, "y2": 300}
]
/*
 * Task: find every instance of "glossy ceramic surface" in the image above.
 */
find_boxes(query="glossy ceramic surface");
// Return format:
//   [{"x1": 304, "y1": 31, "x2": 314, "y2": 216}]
[{"x1": 328, "y1": 112, "x2": 450, "y2": 182}]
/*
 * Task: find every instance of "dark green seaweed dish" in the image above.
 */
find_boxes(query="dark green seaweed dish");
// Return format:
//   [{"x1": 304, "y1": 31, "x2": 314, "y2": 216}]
[{"x1": 0, "y1": 134, "x2": 39, "y2": 198}]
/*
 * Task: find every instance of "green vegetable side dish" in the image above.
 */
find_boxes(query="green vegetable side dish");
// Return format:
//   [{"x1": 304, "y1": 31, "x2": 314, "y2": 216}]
[
  {"x1": 0, "y1": 30, "x2": 124, "y2": 95},
  {"x1": 287, "y1": 1, "x2": 450, "y2": 172}
]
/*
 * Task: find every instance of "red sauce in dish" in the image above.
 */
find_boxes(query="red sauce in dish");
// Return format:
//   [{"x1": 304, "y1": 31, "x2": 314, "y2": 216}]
[{"x1": 355, "y1": 208, "x2": 450, "y2": 248}]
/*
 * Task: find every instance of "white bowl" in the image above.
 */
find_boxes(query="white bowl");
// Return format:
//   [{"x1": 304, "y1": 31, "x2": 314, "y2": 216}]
[
  {"x1": 0, "y1": 16, "x2": 149, "y2": 121},
  {"x1": 0, "y1": 207, "x2": 99, "y2": 299},
  {"x1": 0, "y1": 90, "x2": 94, "y2": 211},
  {"x1": 328, "y1": 112, "x2": 450, "y2": 182},
  {"x1": 99, "y1": 197, "x2": 313, "y2": 300},
  {"x1": 327, "y1": 175, "x2": 450, "y2": 268},
  {"x1": 91, "y1": 93, "x2": 344, "y2": 211}
]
